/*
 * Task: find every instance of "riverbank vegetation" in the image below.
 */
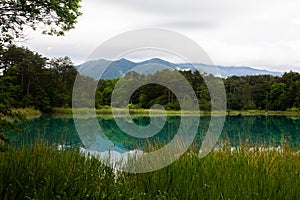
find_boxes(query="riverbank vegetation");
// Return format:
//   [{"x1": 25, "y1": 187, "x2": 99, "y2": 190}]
[
  {"x1": 0, "y1": 143, "x2": 299, "y2": 199},
  {"x1": 55, "y1": 107, "x2": 300, "y2": 116},
  {"x1": 12, "y1": 107, "x2": 41, "y2": 116}
]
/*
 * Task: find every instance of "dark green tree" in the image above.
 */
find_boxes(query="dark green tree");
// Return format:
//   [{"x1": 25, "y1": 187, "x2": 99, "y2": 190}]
[
  {"x1": 267, "y1": 83, "x2": 287, "y2": 111},
  {"x1": 0, "y1": 45, "x2": 50, "y2": 110},
  {"x1": 281, "y1": 71, "x2": 300, "y2": 109},
  {"x1": 49, "y1": 57, "x2": 77, "y2": 107}
]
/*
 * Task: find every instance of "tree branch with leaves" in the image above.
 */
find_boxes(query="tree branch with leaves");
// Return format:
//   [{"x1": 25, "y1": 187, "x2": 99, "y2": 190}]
[{"x1": 0, "y1": 0, "x2": 82, "y2": 44}]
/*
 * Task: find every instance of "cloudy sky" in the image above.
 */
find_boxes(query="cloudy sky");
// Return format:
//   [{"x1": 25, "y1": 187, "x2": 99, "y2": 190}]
[{"x1": 25, "y1": 0, "x2": 300, "y2": 72}]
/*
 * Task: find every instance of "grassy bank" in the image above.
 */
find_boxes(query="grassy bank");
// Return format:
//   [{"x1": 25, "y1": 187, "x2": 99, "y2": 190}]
[
  {"x1": 52, "y1": 107, "x2": 300, "y2": 116},
  {"x1": 52, "y1": 107, "x2": 113, "y2": 115},
  {"x1": 0, "y1": 144, "x2": 299, "y2": 199},
  {"x1": 12, "y1": 107, "x2": 42, "y2": 117},
  {"x1": 227, "y1": 109, "x2": 300, "y2": 116},
  {"x1": 53, "y1": 107, "x2": 300, "y2": 116},
  {"x1": 52, "y1": 107, "x2": 204, "y2": 116}
]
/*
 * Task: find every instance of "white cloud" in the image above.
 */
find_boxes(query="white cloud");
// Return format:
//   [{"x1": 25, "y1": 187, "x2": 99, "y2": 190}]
[{"x1": 24, "y1": 0, "x2": 300, "y2": 72}]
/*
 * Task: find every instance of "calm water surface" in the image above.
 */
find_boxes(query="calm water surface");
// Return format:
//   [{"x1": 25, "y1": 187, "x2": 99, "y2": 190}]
[{"x1": 6, "y1": 115, "x2": 300, "y2": 149}]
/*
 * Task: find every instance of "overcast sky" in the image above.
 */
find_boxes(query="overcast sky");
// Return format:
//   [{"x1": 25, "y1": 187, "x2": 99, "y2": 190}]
[{"x1": 25, "y1": 0, "x2": 300, "y2": 72}]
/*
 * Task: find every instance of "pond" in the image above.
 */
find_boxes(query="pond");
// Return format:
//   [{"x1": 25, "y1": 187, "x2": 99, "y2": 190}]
[{"x1": 5, "y1": 114, "x2": 300, "y2": 150}]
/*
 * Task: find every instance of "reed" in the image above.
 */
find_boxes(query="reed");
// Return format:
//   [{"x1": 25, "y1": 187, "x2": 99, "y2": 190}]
[{"x1": 0, "y1": 143, "x2": 299, "y2": 199}]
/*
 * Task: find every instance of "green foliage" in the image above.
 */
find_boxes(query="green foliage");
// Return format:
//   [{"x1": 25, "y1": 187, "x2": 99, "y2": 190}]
[
  {"x1": 0, "y1": 104, "x2": 23, "y2": 152},
  {"x1": 0, "y1": 46, "x2": 79, "y2": 112},
  {"x1": 225, "y1": 73, "x2": 300, "y2": 111},
  {"x1": 107, "y1": 70, "x2": 211, "y2": 111},
  {"x1": 49, "y1": 57, "x2": 77, "y2": 108},
  {"x1": 1, "y1": 45, "x2": 300, "y2": 113},
  {"x1": 268, "y1": 83, "x2": 287, "y2": 110},
  {"x1": 97, "y1": 70, "x2": 300, "y2": 112},
  {"x1": 0, "y1": 144, "x2": 299, "y2": 199},
  {"x1": 0, "y1": 0, "x2": 82, "y2": 44}
]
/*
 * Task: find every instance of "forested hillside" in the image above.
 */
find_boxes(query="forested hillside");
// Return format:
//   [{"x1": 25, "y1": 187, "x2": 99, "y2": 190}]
[{"x1": 1, "y1": 46, "x2": 300, "y2": 112}]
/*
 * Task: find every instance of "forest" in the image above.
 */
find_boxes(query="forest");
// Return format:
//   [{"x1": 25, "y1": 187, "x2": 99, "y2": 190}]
[{"x1": 1, "y1": 45, "x2": 300, "y2": 113}]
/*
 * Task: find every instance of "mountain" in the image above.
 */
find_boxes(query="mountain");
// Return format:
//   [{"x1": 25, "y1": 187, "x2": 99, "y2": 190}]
[
  {"x1": 78, "y1": 58, "x2": 136, "y2": 80},
  {"x1": 77, "y1": 58, "x2": 283, "y2": 80},
  {"x1": 127, "y1": 58, "x2": 179, "y2": 75},
  {"x1": 178, "y1": 63, "x2": 283, "y2": 78}
]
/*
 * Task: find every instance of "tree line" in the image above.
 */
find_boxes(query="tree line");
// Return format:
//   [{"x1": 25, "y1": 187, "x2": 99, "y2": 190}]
[
  {"x1": 1, "y1": 46, "x2": 300, "y2": 113},
  {"x1": 0, "y1": 46, "x2": 77, "y2": 112},
  {"x1": 99, "y1": 69, "x2": 300, "y2": 112}
]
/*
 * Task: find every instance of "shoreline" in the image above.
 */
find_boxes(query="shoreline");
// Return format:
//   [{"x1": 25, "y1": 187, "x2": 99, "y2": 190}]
[
  {"x1": 5, "y1": 107, "x2": 299, "y2": 118},
  {"x1": 52, "y1": 107, "x2": 300, "y2": 116}
]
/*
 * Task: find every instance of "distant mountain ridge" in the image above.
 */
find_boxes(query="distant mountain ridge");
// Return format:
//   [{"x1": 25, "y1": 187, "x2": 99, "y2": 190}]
[{"x1": 77, "y1": 58, "x2": 283, "y2": 80}]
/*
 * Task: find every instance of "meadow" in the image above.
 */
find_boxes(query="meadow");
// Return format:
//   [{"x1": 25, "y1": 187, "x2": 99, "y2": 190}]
[{"x1": 0, "y1": 143, "x2": 299, "y2": 199}]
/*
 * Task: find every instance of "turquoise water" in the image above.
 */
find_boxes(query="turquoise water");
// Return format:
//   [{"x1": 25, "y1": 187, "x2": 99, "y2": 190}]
[{"x1": 6, "y1": 115, "x2": 300, "y2": 149}]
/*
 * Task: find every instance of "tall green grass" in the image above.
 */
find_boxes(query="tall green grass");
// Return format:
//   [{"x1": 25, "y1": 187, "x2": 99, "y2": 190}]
[
  {"x1": 0, "y1": 144, "x2": 117, "y2": 199},
  {"x1": 1, "y1": 144, "x2": 299, "y2": 199}
]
